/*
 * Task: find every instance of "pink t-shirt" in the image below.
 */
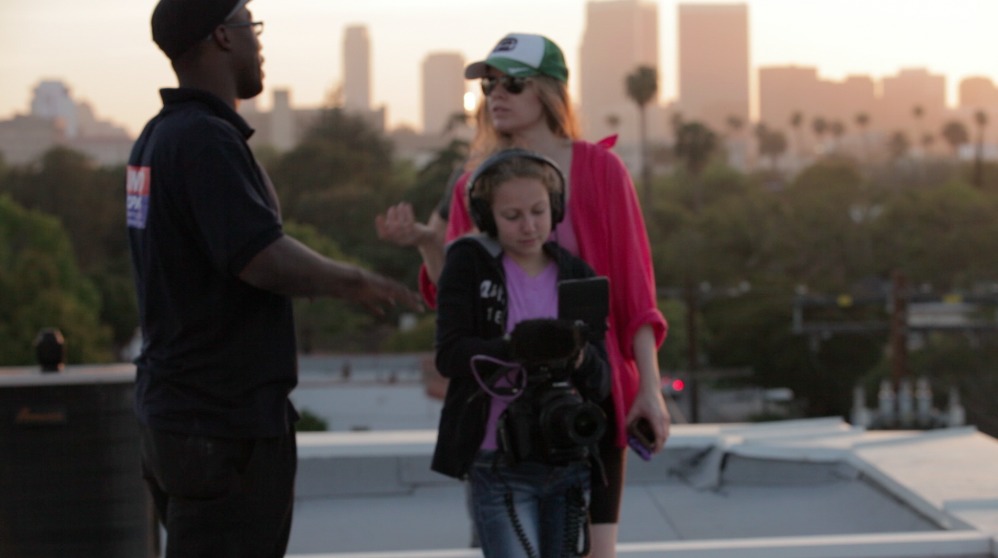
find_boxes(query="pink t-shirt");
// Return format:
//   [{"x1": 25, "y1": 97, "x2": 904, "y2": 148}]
[{"x1": 479, "y1": 255, "x2": 557, "y2": 450}]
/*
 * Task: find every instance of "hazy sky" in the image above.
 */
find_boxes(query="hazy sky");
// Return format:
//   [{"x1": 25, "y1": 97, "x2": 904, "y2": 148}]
[{"x1": 1, "y1": 0, "x2": 995, "y2": 137}]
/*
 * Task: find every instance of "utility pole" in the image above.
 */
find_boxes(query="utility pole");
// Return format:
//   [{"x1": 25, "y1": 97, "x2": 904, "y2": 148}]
[
  {"x1": 685, "y1": 277, "x2": 700, "y2": 423},
  {"x1": 889, "y1": 270, "x2": 908, "y2": 388}
]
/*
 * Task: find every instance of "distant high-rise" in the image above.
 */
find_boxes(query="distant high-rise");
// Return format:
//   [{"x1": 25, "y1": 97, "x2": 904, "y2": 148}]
[
  {"x1": 271, "y1": 89, "x2": 295, "y2": 152},
  {"x1": 759, "y1": 66, "x2": 876, "y2": 134},
  {"x1": 959, "y1": 76, "x2": 998, "y2": 110},
  {"x1": 421, "y1": 52, "x2": 465, "y2": 136},
  {"x1": 579, "y1": 0, "x2": 659, "y2": 143},
  {"x1": 879, "y1": 68, "x2": 946, "y2": 140},
  {"x1": 677, "y1": 3, "x2": 749, "y2": 132},
  {"x1": 343, "y1": 25, "x2": 371, "y2": 113},
  {"x1": 31, "y1": 80, "x2": 79, "y2": 137}
]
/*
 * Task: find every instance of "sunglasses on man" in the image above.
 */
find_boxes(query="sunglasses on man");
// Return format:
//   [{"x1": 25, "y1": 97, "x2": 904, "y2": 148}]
[{"x1": 481, "y1": 75, "x2": 529, "y2": 96}]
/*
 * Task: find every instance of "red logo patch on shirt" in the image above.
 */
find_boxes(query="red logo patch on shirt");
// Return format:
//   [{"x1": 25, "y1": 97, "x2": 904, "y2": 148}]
[{"x1": 126, "y1": 165, "x2": 150, "y2": 229}]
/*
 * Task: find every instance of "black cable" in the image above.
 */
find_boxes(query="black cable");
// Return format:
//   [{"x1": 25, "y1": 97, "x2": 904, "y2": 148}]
[{"x1": 504, "y1": 489, "x2": 539, "y2": 558}]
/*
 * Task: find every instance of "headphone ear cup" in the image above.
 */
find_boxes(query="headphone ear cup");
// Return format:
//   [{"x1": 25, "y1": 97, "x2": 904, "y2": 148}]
[
  {"x1": 469, "y1": 195, "x2": 497, "y2": 236},
  {"x1": 550, "y1": 189, "x2": 565, "y2": 226}
]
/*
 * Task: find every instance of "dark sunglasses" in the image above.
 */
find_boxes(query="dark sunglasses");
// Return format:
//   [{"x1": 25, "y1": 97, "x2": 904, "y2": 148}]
[{"x1": 481, "y1": 75, "x2": 529, "y2": 96}]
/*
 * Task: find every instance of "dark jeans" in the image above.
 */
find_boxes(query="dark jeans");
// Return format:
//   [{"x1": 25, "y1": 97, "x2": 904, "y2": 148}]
[{"x1": 139, "y1": 423, "x2": 297, "y2": 558}]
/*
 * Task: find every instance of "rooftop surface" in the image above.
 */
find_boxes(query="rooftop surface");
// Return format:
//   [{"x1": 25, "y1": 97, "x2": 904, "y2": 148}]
[
  {"x1": 3, "y1": 358, "x2": 997, "y2": 557},
  {"x1": 286, "y1": 419, "x2": 998, "y2": 558}
]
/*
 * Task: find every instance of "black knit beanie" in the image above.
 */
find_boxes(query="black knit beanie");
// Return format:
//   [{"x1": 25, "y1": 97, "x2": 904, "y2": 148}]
[{"x1": 152, "y1": 0, "x2": 247, "y2": 61}]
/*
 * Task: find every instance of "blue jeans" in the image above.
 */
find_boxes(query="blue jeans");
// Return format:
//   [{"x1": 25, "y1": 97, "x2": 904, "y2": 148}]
[{"x1": 469, "y1": 451, "x2": 590, "y2": 558}]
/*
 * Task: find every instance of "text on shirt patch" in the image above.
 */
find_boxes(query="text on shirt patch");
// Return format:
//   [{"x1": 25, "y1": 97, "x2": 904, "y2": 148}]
[
  {"x1": 126, "y1": 165, "x2": 150, "y2": 229},
  {"x1": 479, "y1": 280, "x2": 506, "y2": 325}
]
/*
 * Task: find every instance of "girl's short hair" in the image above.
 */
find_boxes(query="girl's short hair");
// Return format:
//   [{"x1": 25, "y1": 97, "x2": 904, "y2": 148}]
[{"x1": 467, "y1": 150, "x2": 566, "y2": 236}]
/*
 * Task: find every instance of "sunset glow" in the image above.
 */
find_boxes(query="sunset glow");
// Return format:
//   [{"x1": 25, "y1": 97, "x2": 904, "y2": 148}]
[{"x1": 0, "y1": 0, "x2": 995, "y2": 136}]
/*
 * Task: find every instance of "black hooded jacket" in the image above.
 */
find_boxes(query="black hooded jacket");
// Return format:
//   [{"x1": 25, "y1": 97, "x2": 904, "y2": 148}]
[{"x1": 431, "y1": 235, "x2": 610, "y2": 479}]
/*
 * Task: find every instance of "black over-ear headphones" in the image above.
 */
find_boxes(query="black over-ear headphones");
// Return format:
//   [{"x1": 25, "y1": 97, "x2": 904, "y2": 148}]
[{"x1": 467, "y1": 148, "x2": 567, "y2": 237}]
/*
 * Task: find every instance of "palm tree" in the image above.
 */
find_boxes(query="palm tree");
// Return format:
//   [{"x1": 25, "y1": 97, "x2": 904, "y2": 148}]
[
  {"x1": 812, "y1": 116, "x2": 828, "y2": 154},
  {"x1": 855, "y1": 112, "x2": 871, "y2": 162},
  {"x1": 829, "y1": 121, "x2": 846, "y2": 152},
  {"x1": 626, "y1": 65, "x2": 658, "y2": 213},
  {"x1": 726, "y1": 115, "x2": 744, "y2": 136},
  {"x1": 674, "y1": 121, "x2": 718, "y2": 212},
  {"x1": 442, "y1": 110, "x2": 470, "y2": 136},
  {"x1": 605, "y1": 113, "x2": 621, "y2": 134},
  {"x1": 673, "y1": 120, "x2": 717, "y2": 422},
  {"x1": 790, "y1": 111, "x2": 805, "y2": 158},
  {"x1": 974, "y1": 110, "x2": 989, "y2": 188},
  {"x1": 888, "y1": 130, "x2": 911, "y2": 164},
  {"x1": 941, "y1": 120, "x2": 970, "y2": 158},
  {"x1": 754, "y1": 123, "x2": 787, "y2": 172},
  {"x1": 912, "y1": 104, "x2": 925, "y2": 157}
]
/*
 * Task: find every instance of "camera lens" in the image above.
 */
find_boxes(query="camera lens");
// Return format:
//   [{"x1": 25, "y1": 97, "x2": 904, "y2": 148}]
[{"x1": 563, "y1": 402, "x2": 606, "y2": 446}]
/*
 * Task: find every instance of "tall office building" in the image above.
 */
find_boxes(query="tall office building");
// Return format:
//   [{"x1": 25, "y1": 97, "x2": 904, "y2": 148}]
[
  {"x1": 343, "y1": 25, "x2": 371, "y2": 113},
  {"x1": 421, "y1": 52, "x2": 465, "y2": 136},
  {"x1": 270, "y1": 89, "x2": 295, "y2": 152},
  {"x1": 759, "y1": 67, "x2": 876, "y2": 133},
  {"x1": 959, "y1": 77, "x2": 998, "y2": 110},
  {"x1": 879, "y1": 68, "x2": 946, "y2": 141},
  {"x1": 31, "y1": 80, "x2": 79, "y2": 138},
  {"x1": 579, "y1": 0, "x2": 659, "y2": 144},
  {"x1": 677, "y1": 3, "x2": 749, "y2": 133},
  {"x1": 759, "y1": 66, "x2": 877, "y2": 160},
  {"x1": 758, "y1": 66, "x2": 821, "y2": 133}
]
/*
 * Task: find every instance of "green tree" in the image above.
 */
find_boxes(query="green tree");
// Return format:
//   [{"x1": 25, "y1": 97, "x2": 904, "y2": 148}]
[
  {"x1": 282, "y1": 220, "x2": 379, "y2": 353},
  {"x1": 269, "y1": 108, "x2": 408, "y2": 280},
  {"x1": 0, "y1": 147, "x2": 136, "y2": 353},
  {"x1": 1, "y1": 148, "x2": 125, "y2": 272},
  {"x1": 871, "y1": 181, "x2": 998, "y2": 287},
  {"x1": 0, "y1": 195, "x2": 112, "y2": 364},
  {"x1": 673, "y1": 121, "x2": 718, "y2": 210},
  {"x1": 626, "y1": 65, "x2": 658, "y2": 213}
]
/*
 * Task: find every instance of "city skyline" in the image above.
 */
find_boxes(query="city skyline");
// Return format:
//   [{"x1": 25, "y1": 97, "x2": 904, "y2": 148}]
[{"x1": 1, "y1": 0, "x2": 996, "y2": 137}]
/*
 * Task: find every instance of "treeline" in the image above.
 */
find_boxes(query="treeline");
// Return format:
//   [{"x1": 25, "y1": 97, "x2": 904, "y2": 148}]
[{"x1": 2, "y1": 108, "x2": 997, "y2": 433}]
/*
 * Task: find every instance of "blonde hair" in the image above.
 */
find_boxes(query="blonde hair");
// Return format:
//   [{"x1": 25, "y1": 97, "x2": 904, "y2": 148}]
[{"x1": 466, "y1": 75, "x2": 582, "y2": 171}]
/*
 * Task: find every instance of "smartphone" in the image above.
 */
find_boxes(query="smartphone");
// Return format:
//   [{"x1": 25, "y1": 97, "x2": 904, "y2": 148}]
[
  {"x1": 558, "y1": 277, "x2": 609, "y2": 341},
  {"x1": 627, "y1": 418, "x2": 655, "y2": 461}
]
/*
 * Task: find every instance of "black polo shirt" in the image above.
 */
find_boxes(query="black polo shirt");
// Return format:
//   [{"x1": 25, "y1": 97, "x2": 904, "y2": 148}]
[{"x1": 127, "y1": 88, "x2": 297, "y2": 438}]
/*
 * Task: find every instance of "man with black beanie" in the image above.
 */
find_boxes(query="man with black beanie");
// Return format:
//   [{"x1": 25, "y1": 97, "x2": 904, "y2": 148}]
[{"x1": 128, "y1": 1, "x2": 422, "y2": 555}]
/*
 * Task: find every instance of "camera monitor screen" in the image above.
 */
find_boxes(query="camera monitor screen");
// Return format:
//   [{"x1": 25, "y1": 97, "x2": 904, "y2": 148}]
[{"x1": 558, "y1": 276, "x2": 609, "y2": 341}]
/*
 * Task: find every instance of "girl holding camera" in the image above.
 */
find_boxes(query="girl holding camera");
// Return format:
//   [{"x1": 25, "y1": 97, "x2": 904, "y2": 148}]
[{"x1": 433, "y1": 149, "x2": 610, "y2": 557}]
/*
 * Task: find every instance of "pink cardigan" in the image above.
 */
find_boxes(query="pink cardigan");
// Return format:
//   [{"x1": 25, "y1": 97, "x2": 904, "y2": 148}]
[{"x1": 422, "y1": 139, "x2": 668, "y2": 446}]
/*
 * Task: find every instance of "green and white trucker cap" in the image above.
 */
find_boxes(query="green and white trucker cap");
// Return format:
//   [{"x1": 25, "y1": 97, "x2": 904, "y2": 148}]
[{"x1": 465, "y1": 33, "x2": 568, "y2": 83}]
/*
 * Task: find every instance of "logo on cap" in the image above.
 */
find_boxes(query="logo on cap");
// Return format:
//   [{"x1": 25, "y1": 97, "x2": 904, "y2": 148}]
[{"x1": 493, "y1": 38, "x2": 518, "y2": 53}]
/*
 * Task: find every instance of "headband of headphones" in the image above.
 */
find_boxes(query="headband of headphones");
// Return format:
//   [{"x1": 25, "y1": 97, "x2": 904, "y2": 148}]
[{"x1": 467, "y1": 148, "x2": 567, "y2": 236}]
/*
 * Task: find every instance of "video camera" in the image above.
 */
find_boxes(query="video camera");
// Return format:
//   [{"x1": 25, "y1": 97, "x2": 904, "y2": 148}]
[{"x1": 498, "y1": 277, "x2": 610, "y2": 466}]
